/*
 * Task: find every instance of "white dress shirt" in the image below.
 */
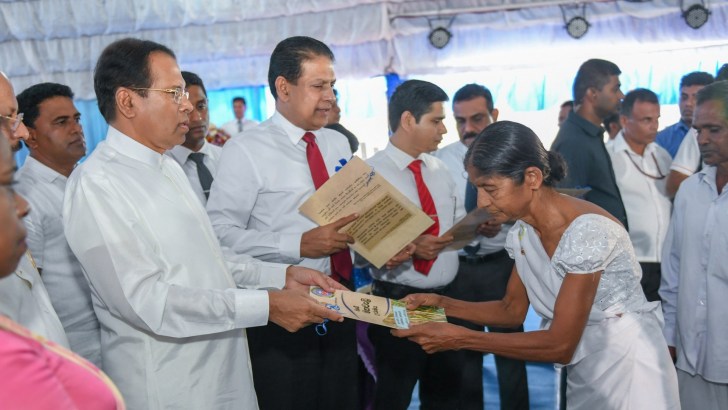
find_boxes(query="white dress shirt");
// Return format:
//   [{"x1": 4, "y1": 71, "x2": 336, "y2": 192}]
[
  {"x1": 660, "y1": 165, "x2": 728, "y2": 383},
  {"x1": 670, "y1": 127, "x2": 701, "y2": 177},
  {"x1": 0, "y1": 252, "x2": 69, "y2": 347},
  {"x1": 15, "y1": 156, "x2": 101, "y2": 366},
  {"x1": 433, "y1": 141, "x2": 509, "y2": 254},
  {"x1": 221, "y1": 118, "x2": 259, "y2": 139},
  {"x1": 606, "y1": 132, "x2": 672, "y2": 262},
  {"x1": 207, "y1": 110, "x2": 352, "y2": 273},
  {"x1": 63, "y1": 126, "x2": 287, "y2": 409},
  {"x1": 167, "y1": 141, "x2": 222, "y2": 205},
  {"x1": 366, "y1": 143, "x2": 463, "y2": 289}
]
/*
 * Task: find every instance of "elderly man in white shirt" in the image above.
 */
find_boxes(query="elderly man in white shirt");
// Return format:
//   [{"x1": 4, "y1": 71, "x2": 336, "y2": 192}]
[
  {"x1": 220, "y1": 96, "x2": 258, "y2": 138},
  {"x1": 661, "y1": 80, "x2": 728, "y2": 410},
  {"x1": 607, "y1": 88, "x2": 671, "y2": 302},
  {"x1": 365, "y1": 79, "x2": 465, "y2": 410},
  {"x1": 0, "y1": 73, "x2": 69, "y2": 348},
  {"x1": 167, "y1": 71, "x2": 221, "y2": 205},
  {"x1": 14, "y1": 82, "x2": 101, "y2": 366},
  {"x1": 63, "y1": 38, "x2": 344, "y2": 410},
  {"x1": 207, "y1": 36, "x2": 361, "y2": 410}
]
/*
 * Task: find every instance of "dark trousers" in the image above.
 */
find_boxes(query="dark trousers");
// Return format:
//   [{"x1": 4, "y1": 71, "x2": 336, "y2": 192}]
[
  {"x1": 448, "y1": 249, "x2": 530, "y2": 410},
  {"x1": 639, "y1": 261, "x2": 662, "y2": 302},
  {"x1": 247, "y1": 318, "x2": 361, "y2": 410},
  {"x1": 369, "y1": 281, "x2": 461, "y2": 410}
]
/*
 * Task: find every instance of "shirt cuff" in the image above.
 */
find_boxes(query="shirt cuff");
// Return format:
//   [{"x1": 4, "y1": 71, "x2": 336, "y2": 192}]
[
  {"x1": 279, "y1": 232, "x2": 303, "y2": 260},
  {"x1": 257, "y1": 261, "x2": 287, "y2": 289},
  {"x1": 662, "y1": 322, "x2": 676, "y2": 347},
  {"x1": 233, "y1": 289, "x2": 270, "y2": 328}
]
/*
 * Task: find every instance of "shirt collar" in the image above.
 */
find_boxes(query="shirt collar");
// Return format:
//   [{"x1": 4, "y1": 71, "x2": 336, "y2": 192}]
[
  {"x1": 271, "y1": 110, "x2": 321, "y2": 145},
  {"x1": 105, "y1": 126, "x2": 166, "y2": 168},
  {"x1": 167, "y1": 141, "x2": 210, "y2": 165},
  {"x1": 21, "y1": 156, "x2": 66, "y2": 184},
  {"x1": 676, "y1": 120, "x2": 690, "y2": 133},
  {"x1": 566, "y1": 110, "x2": 605, "y2": 140},
  {"x1": 612, "y1": 131, "x2": 659, "y2": 156},
  {"x1": 698, "y1": 165, "x2": 720, "y2": 193},
  {"x1": 384, "y1": 142, "x2": 433, "y2": 172}
]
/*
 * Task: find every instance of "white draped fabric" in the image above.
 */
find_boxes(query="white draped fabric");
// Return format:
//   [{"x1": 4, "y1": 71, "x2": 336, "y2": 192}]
[{"x1": 2, "y1": 0, "x2": 728, "y2": 99}]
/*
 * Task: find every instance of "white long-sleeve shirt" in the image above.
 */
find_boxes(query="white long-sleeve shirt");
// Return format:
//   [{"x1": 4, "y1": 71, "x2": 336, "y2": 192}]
[
  {"x1": 0, "y1": 252, "x2": 69, "y2": 347},
  {"x1": 606, "y1": 132, "x2": 672, "y2": 262},
  {"x1": 660, "y1": 166, "x2": 728, "y2": 383},
  {"x1": 366, "y1": 143, "x2": 463, "y2": 289},
  {"x1": 167, "y1": 141, "x2": 222, "y2": 205},
  {"x1": 207, "y1": 110, "x2": 352, "y2": 272},
  {"x1": 16, "y1": 156, "x2": 102, "y2": 366},
  {"x1": 63, "y1": 126, "x2": 287, "y2": 409}
]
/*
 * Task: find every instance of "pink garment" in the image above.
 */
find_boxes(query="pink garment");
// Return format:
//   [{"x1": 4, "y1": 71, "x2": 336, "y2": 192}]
[{"x1": 0, "y1": 317, "x2": 124, "y2": 409}]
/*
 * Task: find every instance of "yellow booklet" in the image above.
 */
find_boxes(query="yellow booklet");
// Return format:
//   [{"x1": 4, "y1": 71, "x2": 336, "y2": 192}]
[{"x1": 309, "y1": 286, "x2": 447, "y2": 329}]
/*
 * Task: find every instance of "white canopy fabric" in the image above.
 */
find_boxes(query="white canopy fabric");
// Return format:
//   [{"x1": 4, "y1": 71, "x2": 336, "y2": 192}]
[{"x1": 2, "y1": 0, "x2": 727, "y2": 99}]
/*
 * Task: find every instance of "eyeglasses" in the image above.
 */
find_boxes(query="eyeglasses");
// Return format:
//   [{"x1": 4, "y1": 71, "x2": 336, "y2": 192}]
[
  {"x1": 0, "y1": 113, "x2": 24, "y2": 131},
  {"x1": 130, "y1": 87, "x2": 189, "y2": 105}
]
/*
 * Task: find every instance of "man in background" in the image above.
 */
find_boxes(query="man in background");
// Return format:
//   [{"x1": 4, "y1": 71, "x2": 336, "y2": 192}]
[
  {"x1": 0, "y1": 73, "x2": 69, "y2": 348},
  {"x1": 606, "y1": 88, "x2": 671, "y2": 302},
  {"x1": 167, "y1": 71, "x2": 222, "y2": 205},
  {"x1": 552, "y1": 58, "x2": 628, "y2": 228},
  {"x1": 558, "y1": 100, "x2": 573, "y2": 127},
  {"x1": 324, "y1": 89, "x2": 359, "y2": 154},
  {"x1": 15, "y1": 82, "x2": 102, "y2": 366},
  {"x1": 434, "y1": 83, "x2": 530, "y2": 410},
  {"x1": 656, "y1": 71, "x2": 714, "y2": 158},
  {"x1": 220, "y1": 96, "x2": 258, "y2": 138}
]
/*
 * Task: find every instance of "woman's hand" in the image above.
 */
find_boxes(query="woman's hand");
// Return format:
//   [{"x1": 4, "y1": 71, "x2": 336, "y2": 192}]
[
  {"x1": 400, "y1": 293, "x2": 444, "y2": 310},
  {"x1": 391, "y1": 322, "x2": 468, "y2": 353}
]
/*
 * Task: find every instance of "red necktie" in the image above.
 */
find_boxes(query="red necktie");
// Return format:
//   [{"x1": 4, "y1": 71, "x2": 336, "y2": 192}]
[
  {"x1": 408, "y1": 160, "x2": 439, "y2": 275},
  {"x1": 303, "y1": 132, "x2": 353, "y2": 282}
]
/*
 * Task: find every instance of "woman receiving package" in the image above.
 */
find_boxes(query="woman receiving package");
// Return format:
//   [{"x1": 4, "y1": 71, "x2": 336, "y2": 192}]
[{"x1": 394, "y1": 121, "x2": 679, "y2": 409}]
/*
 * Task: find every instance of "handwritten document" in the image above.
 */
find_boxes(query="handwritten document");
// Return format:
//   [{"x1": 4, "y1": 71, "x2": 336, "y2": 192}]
[{"x1": 299, "y1": 157, "x2": 433, "y2": 268}]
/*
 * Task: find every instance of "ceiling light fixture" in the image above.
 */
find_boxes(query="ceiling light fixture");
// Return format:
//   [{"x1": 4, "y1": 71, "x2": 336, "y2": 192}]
[
  {"x1": 561, "y1": 4, "x2": 590, "y2": 39},
  {"x1": 681, "y1": 1, "x2": 710, "y2": 29}
]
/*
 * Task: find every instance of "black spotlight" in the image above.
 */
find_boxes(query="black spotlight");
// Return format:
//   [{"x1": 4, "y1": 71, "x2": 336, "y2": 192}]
[
  {"x1": 566, "y1": 16, "x2": 590, "y2": 39},
  {"x1": 561, "y1": 4, "x2": 590, "y2": 40},
  {"x1": 429, "y1": 27, "x2": 452, "y2": 49},
  {"x1": 682, "y1": 2, "x2": 710, "y2": 29}
]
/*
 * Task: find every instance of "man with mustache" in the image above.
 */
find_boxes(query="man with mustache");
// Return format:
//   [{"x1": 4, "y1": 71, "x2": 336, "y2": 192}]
[
  {"x1": 167, "y1": 71, "x2": 221, "y2": 205},
  {"x1": 661, "y1": 80, "x2": 728, "y2": 410},
  {"x1": 207, "y1": 36, "x2": 361, "y2": 410},
  {"x1": 434, "y1": 83, "x2": 530, "y2": 410},
  {"x1": 0, "y1": 73, "x2": 69, "y2": 348},
  {"x1": 15, "y1": 82, "x2": 102, "y2": 366}
]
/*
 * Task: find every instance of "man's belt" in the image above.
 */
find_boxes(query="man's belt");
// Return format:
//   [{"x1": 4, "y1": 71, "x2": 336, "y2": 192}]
[{"x1": 458, "y1": 248, "x2": 509, "y2": 265}]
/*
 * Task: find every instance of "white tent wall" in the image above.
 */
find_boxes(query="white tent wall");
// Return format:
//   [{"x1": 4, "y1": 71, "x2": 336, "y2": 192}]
[{"x1": 2, "y1": 0, "x2": 727, "y2": 154}]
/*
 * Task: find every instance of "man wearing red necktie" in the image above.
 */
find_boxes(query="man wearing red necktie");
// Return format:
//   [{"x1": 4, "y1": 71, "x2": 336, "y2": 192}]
[
  {"x1": 365, "y1": 79, "x2": 464, "y2": 410},
  {"x1": 207, "y1": 36, "x2": 361, "y2": 410}
]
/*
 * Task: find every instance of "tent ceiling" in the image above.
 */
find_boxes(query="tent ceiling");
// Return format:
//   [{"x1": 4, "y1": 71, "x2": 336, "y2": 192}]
[{"x1": 1, "y1": 0, "x2": 726, "y2": 99}]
